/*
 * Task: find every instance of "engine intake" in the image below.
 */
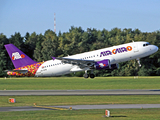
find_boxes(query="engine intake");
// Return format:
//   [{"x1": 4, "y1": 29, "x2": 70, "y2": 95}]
[{"x1": 110, "y1": 63, "x2": 119, "y2": 70}]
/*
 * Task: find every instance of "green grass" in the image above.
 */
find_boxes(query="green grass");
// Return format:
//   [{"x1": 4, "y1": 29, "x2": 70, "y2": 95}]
[
  {"x1": 0, "y1": 109, "x2": 160, "y2": 120},
  {"x1": 1, "y1": 95, "x2": 160, "y2": 107},
  {"x1": 0, "y1": 76, "x2": 160, "y2": 90},
  {"x1": 1, "y1": 77, "x2": 160, "y2": 119}
]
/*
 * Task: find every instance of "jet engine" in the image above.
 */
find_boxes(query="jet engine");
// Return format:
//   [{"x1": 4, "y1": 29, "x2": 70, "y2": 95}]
[
  {"x1": 110, "y1": 63, "x2": 119, "y2": 70},
  {"x1": 95, "y1": 59, "x2": 111, "y2": 70},
  {"x1": 94, "y1": 59, "x2": 119, "y2": 70}
]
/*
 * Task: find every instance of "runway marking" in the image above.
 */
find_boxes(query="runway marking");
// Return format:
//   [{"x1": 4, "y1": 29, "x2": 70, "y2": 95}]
[{"x1": 34, "y1": 106, "x2": 68, "y2": 110}]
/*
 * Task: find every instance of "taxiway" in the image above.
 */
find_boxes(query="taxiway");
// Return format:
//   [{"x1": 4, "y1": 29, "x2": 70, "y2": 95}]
[
  {"x1": 0, "y1": 89, "x2": 160, "y2": 96},
  {"x1": 1, "y1": 104, "x2": 160, "y2": 112}
]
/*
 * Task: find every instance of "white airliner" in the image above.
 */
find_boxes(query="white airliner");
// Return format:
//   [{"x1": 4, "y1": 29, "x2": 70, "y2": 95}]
[{"x1": 4, "y1": 41, "x2": 158, "y2": 78}]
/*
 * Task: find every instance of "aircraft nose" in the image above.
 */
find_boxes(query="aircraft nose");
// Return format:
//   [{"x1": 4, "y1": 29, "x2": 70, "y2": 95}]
[
  {"x1": 149, "y1": 45, "x2": 158, "y2": 54},
  {"x1": 154, "y1": 45, "x2": 159, "y2": 52}
]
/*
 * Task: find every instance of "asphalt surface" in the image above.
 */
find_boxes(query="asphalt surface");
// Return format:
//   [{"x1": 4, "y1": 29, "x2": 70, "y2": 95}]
[
  {"x1": 1, "y1": 89, "x2": 160, "y2": 112},
  {"x1": 0, "y1": 89, "x2": 160, "y2": 96},
  {"x1": 55, "y1": 104, "x2": 160, "y2": 109},
  {"x1": 1, "y1": 104, "x2": 160, "y2": 112}
]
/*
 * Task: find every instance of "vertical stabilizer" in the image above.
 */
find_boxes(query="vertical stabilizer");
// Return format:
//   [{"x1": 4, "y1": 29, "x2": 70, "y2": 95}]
[{"x1": 4, "y1": 44, "x2": 37, "y2": 68}]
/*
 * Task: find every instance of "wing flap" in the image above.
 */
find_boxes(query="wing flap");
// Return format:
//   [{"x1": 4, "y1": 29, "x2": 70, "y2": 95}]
[{"x1": 53, "y1": 57, "x2": 95, "y2": 68}]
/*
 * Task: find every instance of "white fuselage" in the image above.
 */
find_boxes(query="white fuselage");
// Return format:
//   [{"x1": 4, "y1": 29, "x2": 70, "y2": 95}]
[{"x1": 35, "y1": 41, "x2": 158, "y2": 77}]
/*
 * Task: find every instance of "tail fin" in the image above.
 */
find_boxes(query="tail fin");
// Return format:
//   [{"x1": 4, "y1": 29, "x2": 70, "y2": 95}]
[{"x1": 4, "y1": 44, "x2": 37, "y2": 68}]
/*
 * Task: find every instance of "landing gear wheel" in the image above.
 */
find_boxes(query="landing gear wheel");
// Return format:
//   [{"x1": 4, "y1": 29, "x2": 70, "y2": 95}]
[
  {"x1": 90, "y1": 74, "x2": 95, "y2": 79},
  {"x1": 83, "y1": 74, "x2": 89, "y2": 78}
]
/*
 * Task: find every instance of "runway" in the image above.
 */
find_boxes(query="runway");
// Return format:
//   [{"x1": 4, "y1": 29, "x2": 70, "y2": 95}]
[
  {"x1": 1, "y1": 104, "x2": 160, "y2": 112},
  {"x1": 0, "y1": 89, "x2": 160, "y2": 96},
  {"x1": 1, "y1": 89, "x2": 160, "y2": 112}
]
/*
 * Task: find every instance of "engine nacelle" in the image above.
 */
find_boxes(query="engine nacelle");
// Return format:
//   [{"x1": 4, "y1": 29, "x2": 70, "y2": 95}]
[
  {"x1": 94, "y1": 59, "x2": 119, "y2": 70},
  {"x1": 109, "y1": 63, "x2": 119, "y2": 70},
  {"x1": 95, "y1": 59, "x2": 111, "y2": 70}
]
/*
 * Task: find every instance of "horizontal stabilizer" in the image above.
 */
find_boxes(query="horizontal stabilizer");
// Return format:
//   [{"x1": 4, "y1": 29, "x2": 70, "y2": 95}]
[{"x1": 4, "y1": 70, "x2": 28, "y2": 74}]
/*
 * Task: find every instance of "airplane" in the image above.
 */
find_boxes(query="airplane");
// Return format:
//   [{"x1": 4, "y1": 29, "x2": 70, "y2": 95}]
[{"x1": 4, "y1": 41, "x2": 158, "y2": 78}]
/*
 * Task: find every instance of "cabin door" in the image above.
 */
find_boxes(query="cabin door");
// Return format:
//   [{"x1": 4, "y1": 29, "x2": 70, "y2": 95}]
[{"x1": 133, "y1": 42, "x2": 139, "y2": 52}]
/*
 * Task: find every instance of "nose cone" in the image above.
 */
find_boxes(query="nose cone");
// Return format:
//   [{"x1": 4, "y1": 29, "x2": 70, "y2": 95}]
[
  {"x1": 156, "y1": 46, "x2": 159, "y2": 52},
  {"x1": 149, "y1": 45, "x2": 159, "y2": 55},
  {"x1": 154, "y1": 45, "x2": 159, "y2": 52}
]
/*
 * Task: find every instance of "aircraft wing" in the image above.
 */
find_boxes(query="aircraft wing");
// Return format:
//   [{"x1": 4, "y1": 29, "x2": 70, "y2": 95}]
[
  {"x1": 53, "y1": 57, "x2": 95, "y2": 68},
  {"x1": 4, "y1": 70, "x2": 28, "y2": 74}
]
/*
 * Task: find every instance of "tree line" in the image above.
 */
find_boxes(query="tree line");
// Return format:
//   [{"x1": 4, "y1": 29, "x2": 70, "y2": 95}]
[{"x1": 0, "y1": 27, "x2": 160, "y2": 77}]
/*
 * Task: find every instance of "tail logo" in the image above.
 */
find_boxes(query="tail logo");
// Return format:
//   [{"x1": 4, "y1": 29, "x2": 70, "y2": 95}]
[{"x1": 12, "y1": 52, "x2": 25, "y2": 60}]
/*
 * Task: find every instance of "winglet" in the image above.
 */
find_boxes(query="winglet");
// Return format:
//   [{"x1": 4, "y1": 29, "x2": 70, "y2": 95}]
[{"x1": 52, "y1": 57, "x2": 56, "y2": 60}]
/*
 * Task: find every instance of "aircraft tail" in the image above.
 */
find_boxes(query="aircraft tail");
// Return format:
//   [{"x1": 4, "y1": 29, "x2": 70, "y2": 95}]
[{"x1": 4, "y1": 44, "x2": 37, "y2": 68}]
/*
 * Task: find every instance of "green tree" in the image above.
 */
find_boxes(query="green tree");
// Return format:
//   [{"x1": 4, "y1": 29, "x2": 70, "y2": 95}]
[
  {"x1": 0, "y1": 34, "x2": 9, "y2": 76},
  {"x1": 24, "y1": 32, "x2": 38, "y2": 59},
  {"x1": 33, "y1": 34, "x2": 44, "y2": 61},
  {"x1": 41, "y1": 30, "x2": 59, "y2": 61},
  {"x1": 8, "y1": 32, "x2": 24, "y2": 50}
]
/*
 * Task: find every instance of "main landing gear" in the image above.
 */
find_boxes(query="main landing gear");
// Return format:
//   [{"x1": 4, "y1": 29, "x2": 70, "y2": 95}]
[{"x1": 83, "y1": 70, "x2": 95, "y2": 79}]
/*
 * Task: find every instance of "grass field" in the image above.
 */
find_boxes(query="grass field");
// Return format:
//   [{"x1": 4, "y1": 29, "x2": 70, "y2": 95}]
[
  {"x1": 1, "y1": 95, "x2": 160, "y2": 107},
  {"x1": 1, "y1": 77, "x2": 160, "y2": 119},
  {"x1": 0, "y1": 76, "x2": 160, "y2": 90},
  {"x1": 0, "y1": 109, "x2": 160, "y2": 120}
]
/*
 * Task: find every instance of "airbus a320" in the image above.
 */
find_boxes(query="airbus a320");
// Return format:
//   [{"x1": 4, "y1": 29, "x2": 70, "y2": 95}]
[{"x1": 4, "y1": 41, "x2": 158, "y2": 78}]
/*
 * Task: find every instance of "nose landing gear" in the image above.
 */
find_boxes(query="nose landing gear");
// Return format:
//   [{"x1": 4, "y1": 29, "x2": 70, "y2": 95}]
[{"x1": 136, "y1": 58, "x2": 141, "y2": 67}]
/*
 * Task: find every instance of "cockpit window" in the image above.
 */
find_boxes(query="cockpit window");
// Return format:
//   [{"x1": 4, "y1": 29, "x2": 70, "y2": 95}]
[
  {"x1": 148, "y1": 42, "x2": 150, "y2": 45},
  {"x1": 143, "y1": 42, "x2": 150, "y2": 47}
]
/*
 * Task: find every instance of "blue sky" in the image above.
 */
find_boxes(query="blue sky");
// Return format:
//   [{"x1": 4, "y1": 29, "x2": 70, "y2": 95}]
[{"x1": 0, "y1": 0, "x2": 160, "y2": 38}]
